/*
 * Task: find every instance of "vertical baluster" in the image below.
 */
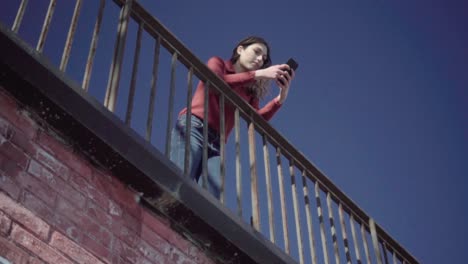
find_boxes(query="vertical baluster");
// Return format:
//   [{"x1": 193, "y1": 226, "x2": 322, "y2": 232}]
[
  {"x1": 392, "y1": 251, "x2": 397, "y2": 264},
  {"x1": 361, "y1": 224, "x2": 372, "y2": 264},
  {"x1": 349, "y1": 215, "x2": 363, "y2": 264},
  {"x1": 12, "y1": 0, "x2": 28, "y2": 33},
  {"x1": 290, "y1": 160, "x2": 304, "y2": 264},
  {"x1": 36, "y1": 0, "x2": 57, "y2": 53},
  {"x1": 315, "y1": 182, "x2": 330, "y2": 264},
  {"x1": 301, "y1": 170, "x2": 318, "y2": 264},
  {"x1": 125, "y1": 22, "x2": 143, "y2": 125},
  {"x1": 338, "y1": 204, "x2": 352, "y2": 264},
  {"x1": 235, "y1": 108, "x2": 242, "y2": 216},
  {"x1": 248, "y1": 121, "x2": 260, "y2": 230},
  {"x1": 60, "y1": 0, "x2": 82, "y2": 71},
  {"x1": 262, "y1": 135, "x2": 275, "y2": 243},
  {"x1": 104, "y1": 0, "x2": 132, "y2": 112},
  {"x1": 382, "y1": 242, "x2": 390, "y2": 264},
  {"x1": 326, "y1": 193, "x2": 341, "y2": 264},
  {"x1": 82, "y1": 0, "x2": 105, "y2": 92},
  {"x1": 165, "y1": 53, "x2": 177, "y2": 157},
  {"x1": 370, "y1": 218, "x2": 383, "y2": 264},
  {"x1": 146, "y1": 35, "x2": 160, "y2": 141},
  {"x1": 202, "y1": 82, "x2": 209, "y2": 189},
  {"x1": 183, "y1": 68, "x2": 193, "y2": 176},
  {"x1": 276, "y1": 147, "x2": 290, "y2": 253},
  {"x1": 219, "y1": 94, "x2": 226, "y2": 203}
]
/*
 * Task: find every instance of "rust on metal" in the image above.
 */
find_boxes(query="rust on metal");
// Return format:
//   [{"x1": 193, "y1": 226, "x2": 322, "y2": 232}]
[
  {"x1": 60, "y1": 0, "x2": 82, "y2": 71},
  {"x1": 248, "y1": 121, "x2": 260, "y2": 231},
  {"x1": 276, "y1": 147, "x2": 290, "y2": 254},
  {"x1": 36, "y1": 0, "x2": 57, "y2": 53},
  {"x1": 202, "y1": 81, "x2": 209, "y2": 189},
  {"x1": 262, "y1": 135, "x2": 275, "y2": 243},
  {"x1": 349, "y1": 215, "x2": 363, "y2": 264},
  {"x1": 219, "y1": 94, "x2": 226, "y2": 204},
  {"x1": 125, "y1": 22, "x2": 143, "y2": 125},
  {"x1": 361, "y1": 223, "x2": 372, "y2": 264},
  {"x1": 301, "y1": 170, "x2": 318, "y2": 264},
  {"x1": 290, "y1": 160, "x2": 305, "y2": 264},
  {"x1": 82, "y1": 0, "x2": 105, "y2": 92},
  {"x1": 165, "y1": 52, "x2": 178, "y2": 157},
  {"x1": 12, "y1": 0, "x2": 28, "y2": 33},
  {"x1": 315, "y1": 182, "x2": 330, "y2": 264},
  {"x1": 338, "y1": 203, "x2": 352, "y2": 264},
  {"x1": 146, "y1": 35, "x2": 161, "y2": 141},
  {"x1": 104, "y1": 0, "x2": 132, "y2": 112},
  {"x1": 370, "y1": 218, "x2": 384, "y2": 264},
  {"x1": 184, "y1": 68, "x2": 193, "y2": 176},
  {"x1": 235, "y1": 108, "x2": 242, "y2": 216},
  {"x1": 326, "y1": 192, "x2": 341, "y2": 264}
]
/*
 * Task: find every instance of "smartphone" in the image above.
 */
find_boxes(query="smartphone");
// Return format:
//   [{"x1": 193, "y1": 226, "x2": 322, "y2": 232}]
[
  {"x1": 279, "y1": 58, "x2": 299, "y2": 85},
  {"x1": 286, "y1": 58, "x2": 299, "y2": 74}
]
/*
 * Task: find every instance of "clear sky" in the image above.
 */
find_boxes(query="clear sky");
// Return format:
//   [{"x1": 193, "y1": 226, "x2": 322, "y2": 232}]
[{"x1": 2, "y1": 1, "x2": 467, "y2": 263}]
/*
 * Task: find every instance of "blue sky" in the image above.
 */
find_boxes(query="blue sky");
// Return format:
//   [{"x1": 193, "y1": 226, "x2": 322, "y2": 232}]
[{"x1": 2, "y1": 1, "x2": 467, "y2": 263}]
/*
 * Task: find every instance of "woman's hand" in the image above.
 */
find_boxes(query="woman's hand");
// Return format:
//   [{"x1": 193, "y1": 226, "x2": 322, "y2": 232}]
[
  {"x1": 276, "y1": 68, "x2": 295, "y2": 104},
  {"x1": 254, "y1": 64, "x2": 290, "y2": 80}
]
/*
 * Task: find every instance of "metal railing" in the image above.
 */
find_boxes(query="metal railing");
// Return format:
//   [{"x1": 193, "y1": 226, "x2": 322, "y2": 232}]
[{"x1": 2, "y1": 1, "x2": 419, "y2": 263}]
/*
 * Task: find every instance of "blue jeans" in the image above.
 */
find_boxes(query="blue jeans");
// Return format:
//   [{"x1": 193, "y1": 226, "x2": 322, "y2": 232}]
[{"x1": 170, "y1": 114, "x2": 221, "y2": 199}]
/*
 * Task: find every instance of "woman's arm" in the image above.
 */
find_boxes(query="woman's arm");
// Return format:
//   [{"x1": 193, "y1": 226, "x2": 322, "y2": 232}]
[{"x1": 207, "y1": 57, "x2": 256, "y2": 87}]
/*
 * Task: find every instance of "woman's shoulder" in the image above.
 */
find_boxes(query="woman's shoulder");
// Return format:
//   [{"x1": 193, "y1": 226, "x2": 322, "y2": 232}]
[{"x1": 207, "y1": 56, "x2": 225, "y2": 64}]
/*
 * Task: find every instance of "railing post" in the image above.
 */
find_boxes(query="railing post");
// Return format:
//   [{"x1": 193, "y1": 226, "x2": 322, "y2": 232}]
[
  {"x1": 82, "y1": 0, "x2": 105, "y2": 92},
  {"x1": 248, "y1": 120, "x2": 260, "y2": 230},
  {"x1": 370, "y1": 218, "x2": 384, "y2": 264},
  {"x1": 60, "y1": 0, "x2": 82, "y2": 72},
  {"x1": 12, "y1": 0, "x2": 28, "y2": 33},
  {"x1": 104, "y1": 0, "x2": 133, "y2": 112},
  {"x1": 36, "y1": 0, "x2": 57, "y2": 53}
]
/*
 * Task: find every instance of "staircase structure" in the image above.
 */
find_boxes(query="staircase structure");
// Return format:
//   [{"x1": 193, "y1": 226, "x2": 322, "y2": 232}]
[{"x1": 0, "y1": 1, "x2": 419, "y2": 263}]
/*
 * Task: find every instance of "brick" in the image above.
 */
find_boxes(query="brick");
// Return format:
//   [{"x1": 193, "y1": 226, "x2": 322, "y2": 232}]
[
  {"x1": 28, "y1": 256, "x2": 46, "y2": 264},
  {"x1": 81, "y1": 235, "x2": 112, "y2": 264},
  {"x1": 69, "y1": 171, "x2": 110, "y2": 211},
  {"x1": 16, "y1": 170, "x2": 57, "y2": 208},
  {"x1": 113, "y1": 238, "x2": 152, "y2": 264},
  {"x1": 56, "y1": 198, "x2": 111, "y2": 249},
  {"x1": 0, "y1": 158, "x2": 22, "y2": 200},
  {"x1": 0, "y1": 141, "x2": 29, "y2": 169},
  {"x1": 35, "y1": 147, "x2": 69, "y2": 180},
  {"x1": 141, "y1": 210, "x2": 213, "y2": 264},
  {"x1": 0, "y1": 210, "x2": 12, "y2": 236},
  {"x1": 36, "y1": 130, "x2": 93, "y2": 177},
  {"x1": 0, "y1": 116, "x2": 37, "y2": 155},
  {"x1": 53, "y1": 213, "x2": 83, "y2": 243},
  {"x1": 28, "y1": 159, "x2": 86, "y2": 209},
  {"x1": 169, "y1": 247, "x2": 197, "y2": 264},
  {"x1": 22, "y1": 191, "x2": 55, "y2": 223},
  {"x1": 50, "y1": 231, "x2": 106, "y2": 264},
  {"x1": 92, "y1": 170, "x2": 140, "y2": 216},
  {"x1": 113, "y1": 225, "x2": 168, "y2": 264},
  {"x1": 0, "y1": 236, "x2": 30, "y2": 264},
  {"x1": 0, "y1": 192, "x2": 50, "y2": 241},
  {"x1": 0, "y1": 91, "x2": 38, "y2": 139},
  {"x1": 11, "y1": 224, "x2": 74, "y2": 264}
]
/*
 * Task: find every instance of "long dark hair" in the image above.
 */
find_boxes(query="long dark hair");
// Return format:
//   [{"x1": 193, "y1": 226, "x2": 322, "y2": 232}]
[
  {"x1": 229, "y1": 36, "x2": 272, "y2": 69},
  {"x1": 229, "y1": 36, "x2": 272, "y2": 99}
]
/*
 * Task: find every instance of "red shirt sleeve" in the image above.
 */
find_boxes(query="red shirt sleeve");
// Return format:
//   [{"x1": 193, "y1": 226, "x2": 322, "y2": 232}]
[
  {"x1": 207, "y1": 57, "x2": 256, "y2": 87},
  {"x1": 251, "y1": 96, "x2": 282, "y2": 121}
]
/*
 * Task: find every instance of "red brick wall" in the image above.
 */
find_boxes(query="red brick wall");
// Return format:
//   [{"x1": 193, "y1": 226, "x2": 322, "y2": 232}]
[{"x1": 0, "y1": 87, "x2": 215, "y2": 264}]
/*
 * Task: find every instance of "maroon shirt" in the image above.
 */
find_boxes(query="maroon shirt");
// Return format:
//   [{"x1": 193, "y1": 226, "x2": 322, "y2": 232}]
[{"x1": 179, "y1": 56, "x2": 282, "y2": 138}]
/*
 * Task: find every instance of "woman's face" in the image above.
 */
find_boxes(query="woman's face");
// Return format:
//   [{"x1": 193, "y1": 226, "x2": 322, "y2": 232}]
[{"x1": 236, "y1": 43, "x2": 268, "y2": 71}]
